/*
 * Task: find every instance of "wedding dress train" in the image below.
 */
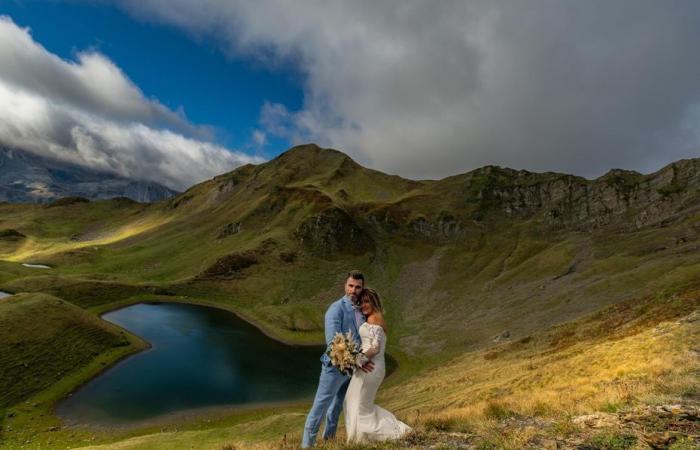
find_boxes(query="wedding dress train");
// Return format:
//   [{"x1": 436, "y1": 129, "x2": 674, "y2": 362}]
[{"x1": 344, "y1": 322, "x2": 412, "y2": 443}]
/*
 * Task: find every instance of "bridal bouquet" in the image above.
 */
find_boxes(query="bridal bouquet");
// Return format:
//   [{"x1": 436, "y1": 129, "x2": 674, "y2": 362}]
[{"x1": 326, "y1": 331, "x2": 361, "y2": 376}]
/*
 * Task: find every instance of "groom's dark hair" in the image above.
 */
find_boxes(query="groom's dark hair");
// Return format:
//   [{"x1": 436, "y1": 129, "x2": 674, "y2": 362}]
[{"x1": 346, "y1": 270, "x2": 365, "y2": 285}]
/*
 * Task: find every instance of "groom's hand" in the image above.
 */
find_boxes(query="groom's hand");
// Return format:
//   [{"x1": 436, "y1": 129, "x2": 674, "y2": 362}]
[{"x1": 359, "y1": 361, "x2": 375, "y2": 373}]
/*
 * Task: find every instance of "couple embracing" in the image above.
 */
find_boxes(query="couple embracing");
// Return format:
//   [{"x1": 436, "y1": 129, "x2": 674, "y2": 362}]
[{"x1": 301, "y1": 270, "x2": 411, "y2": 447}]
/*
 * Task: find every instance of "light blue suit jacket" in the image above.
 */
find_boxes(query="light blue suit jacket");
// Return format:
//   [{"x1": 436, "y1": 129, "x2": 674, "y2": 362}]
[{"x1": 320, "y1": 295, "x2": 365, "y2": 366}]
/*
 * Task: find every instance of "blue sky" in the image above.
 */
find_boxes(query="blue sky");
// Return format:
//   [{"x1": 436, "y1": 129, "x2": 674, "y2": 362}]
[{"x1": 1, "y1": 0, "x2": 303, "y2": 158}]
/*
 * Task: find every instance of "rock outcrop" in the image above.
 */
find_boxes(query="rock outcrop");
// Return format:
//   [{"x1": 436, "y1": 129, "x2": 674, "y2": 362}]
[
  {"x1": 451, "y1": 159, "x2": 700, "y2": 231},
  {"x1": 294, "y1": 207, "x2": 375, "y2": 257}
]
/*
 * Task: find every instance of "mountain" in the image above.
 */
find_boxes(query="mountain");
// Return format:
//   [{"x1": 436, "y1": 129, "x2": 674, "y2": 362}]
[
  {"x1": 163, "y1": 143, "x2": 700, "y2": 234},
  {"x1": 1, "y1": 143, "x2": 698, "y2": 351},
  {"x1": 0, "y1": 146, "x2": 180, "y2": 203},
  {"x1": 0, "y1": 144, "x2": 698, "y2": 448}
]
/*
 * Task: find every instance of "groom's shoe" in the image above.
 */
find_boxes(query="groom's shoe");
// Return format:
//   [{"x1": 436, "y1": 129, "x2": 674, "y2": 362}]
[{"x1": 301, "y1": 429, "x2": 316, "y2": 448}]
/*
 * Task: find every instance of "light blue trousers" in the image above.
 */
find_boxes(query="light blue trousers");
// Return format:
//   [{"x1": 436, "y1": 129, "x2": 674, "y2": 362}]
[{"x1": 301, "y1": 364, "x2": 351, "y2": 448}]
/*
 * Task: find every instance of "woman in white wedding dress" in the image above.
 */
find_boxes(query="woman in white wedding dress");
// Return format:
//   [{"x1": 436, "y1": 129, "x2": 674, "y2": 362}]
[{"x1": 344, "y1": 288, "x2": 412, "y2": 443}]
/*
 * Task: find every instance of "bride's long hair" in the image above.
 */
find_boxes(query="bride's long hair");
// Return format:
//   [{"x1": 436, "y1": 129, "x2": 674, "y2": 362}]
[{"x1": 360, "y1": 288, "x2": 383, "y2": 314}]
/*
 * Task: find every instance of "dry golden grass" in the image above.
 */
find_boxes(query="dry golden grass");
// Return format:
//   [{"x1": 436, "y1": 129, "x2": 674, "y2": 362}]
[{"x1": 377, "y1": 289, "x2": 700, "y2": 440}]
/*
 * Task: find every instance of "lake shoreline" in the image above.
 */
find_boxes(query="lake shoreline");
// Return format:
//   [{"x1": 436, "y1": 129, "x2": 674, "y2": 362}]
[
  {"x1": 52, "y1": 297, "x2": 398, "y2": 431},
  {"x1": 56, "y1": 301, "x2": 327, "y2": 429},
  {"x1": 57, "y1": 397, "x2": 311, "y2": 431},
  {"x1": 52, "y1": 325, "x2": 152, "y2": 426}
]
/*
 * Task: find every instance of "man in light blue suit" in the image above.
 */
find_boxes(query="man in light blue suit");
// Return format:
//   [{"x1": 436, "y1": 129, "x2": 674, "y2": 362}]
[{"x1": 301, "y1": 270, "x2": 374, "y2": 448}]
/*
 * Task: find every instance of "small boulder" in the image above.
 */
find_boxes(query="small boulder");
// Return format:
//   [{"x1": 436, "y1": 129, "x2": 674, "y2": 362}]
[
  {"x1": 492, "y1": 330, "x2": 511, "y2": 343},
  {"x1": 572, "y1": 413, "x2": 619, "y2": 428}
]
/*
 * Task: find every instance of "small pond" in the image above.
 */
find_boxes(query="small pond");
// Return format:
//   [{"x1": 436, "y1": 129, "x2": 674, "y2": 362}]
[{"x1": 56, "y1": 302, "x2": 326, "y2": 425}]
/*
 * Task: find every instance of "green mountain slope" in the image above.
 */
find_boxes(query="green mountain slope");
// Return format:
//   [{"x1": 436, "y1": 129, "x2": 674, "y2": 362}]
[{"x1": 1, "y1": 144, "x2": 699, "y2": 361}]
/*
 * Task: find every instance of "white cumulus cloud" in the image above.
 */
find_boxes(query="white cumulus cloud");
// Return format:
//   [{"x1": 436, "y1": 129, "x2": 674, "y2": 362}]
[{"x1": 0, "y1": 15, "x2": 262, "y2": 191}]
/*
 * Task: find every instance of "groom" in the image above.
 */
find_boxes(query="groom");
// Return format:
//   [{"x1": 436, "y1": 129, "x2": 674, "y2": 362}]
[{"x1": 301, "y1": 270, "x2": 375, "y2": 448}]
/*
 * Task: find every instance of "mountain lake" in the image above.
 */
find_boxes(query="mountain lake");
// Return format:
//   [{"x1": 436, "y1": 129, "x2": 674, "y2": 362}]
[{"x1": 56, "y1": 302, "x2": 328, "y2": 426}]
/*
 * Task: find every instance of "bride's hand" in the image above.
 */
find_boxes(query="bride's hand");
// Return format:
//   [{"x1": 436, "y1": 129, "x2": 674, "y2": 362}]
[{"x1": 359, "y1": 360, "x2": 375, "y2": 373}]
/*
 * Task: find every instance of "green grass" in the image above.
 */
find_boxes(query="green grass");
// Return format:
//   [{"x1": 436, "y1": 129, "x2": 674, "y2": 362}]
[
  {"x1": 585, "y1": 432, "x2": 637, "y2": 450},
  {"x1": 0, "y1": 293, "x2": 146, "y2": 408},
  {"x1": 72, "y1": 412, "x2": 308, "y2": 450},
  {"x1": 0, "y1": 275, "x2": 157, "y2": 308}
]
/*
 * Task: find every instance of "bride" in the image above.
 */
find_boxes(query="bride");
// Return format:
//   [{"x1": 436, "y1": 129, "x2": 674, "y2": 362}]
[{"x1": 344, "y1": 288, "x2": 412, "y2": 443}]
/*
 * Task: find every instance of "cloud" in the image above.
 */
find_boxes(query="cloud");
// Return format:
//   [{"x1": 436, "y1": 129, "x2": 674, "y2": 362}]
[
  {"x1": 251, "y1": 129, "x2": 267, "y2": 148},
  {"x1": 0, "y1": 16, "x2": 262, "y2": 191},
  {"x1": 118, "y1": 0, "x2": 700, "y2": 179}
]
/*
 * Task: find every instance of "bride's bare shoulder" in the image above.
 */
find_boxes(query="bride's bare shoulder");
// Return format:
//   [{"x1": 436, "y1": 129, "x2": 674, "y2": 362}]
[{"x1": 367, "y1": 313, "x2": 387, "y2": 333}]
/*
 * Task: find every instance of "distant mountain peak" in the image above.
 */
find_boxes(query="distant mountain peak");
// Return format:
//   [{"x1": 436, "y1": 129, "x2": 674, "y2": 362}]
[{"x1": 0, "y1": 146, "x2": 180, "y2": 204}]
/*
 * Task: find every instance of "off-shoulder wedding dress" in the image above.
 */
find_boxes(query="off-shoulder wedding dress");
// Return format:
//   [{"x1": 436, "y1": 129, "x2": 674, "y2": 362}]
[{"x1": 344, "y1": 322, "x2": 412, "y2": 443}]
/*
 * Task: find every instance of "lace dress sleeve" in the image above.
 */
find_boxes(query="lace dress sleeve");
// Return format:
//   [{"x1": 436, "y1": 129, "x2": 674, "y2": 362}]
[
  {"x1": 356, "y1": 325, "x2": 384, "y2": 368},
  {"x1": 363, "y1": 325, "x2": 383, "y2": 358}
]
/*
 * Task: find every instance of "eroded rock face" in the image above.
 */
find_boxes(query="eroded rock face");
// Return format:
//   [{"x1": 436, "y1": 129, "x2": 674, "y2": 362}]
[
  {"x1": 211, "y1": 166, "x2": 254, "y2": 202},
  {"x1": 358, "y1": 203, "x2": 468, "y2": 243},
  {"x1": 196, "y1": 251, "x2": 258, "y2": 280},
  {"x1": 165, "y1": 193, "x2": 193, "y2": 210},
  {"x1": 364, "y1": 206, "x2": 405, "y2": 235},
  {"x1": 217, "y1": 222, "x2": 242, "y2": 239},
  {"x1": 408, "y1": 213, "x2": 464, "y2": 242},
  {"x1": 294, "y1": 207, "x2": 374, "y2": 257},
  {"x1": 457, "y1": 159, "x2": 700, "y2": 231}
]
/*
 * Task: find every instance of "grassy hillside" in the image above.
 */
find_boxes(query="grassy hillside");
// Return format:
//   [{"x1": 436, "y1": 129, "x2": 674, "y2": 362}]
[
  {"x1": 0, "y1": 293, "x2": 146, "y2": 408},
  {"x1": 0, "y1": 144, "x2": 699, "y2": 448},
  {"x1": 380, "y1": 286, "x2": 700, "y2": 421}
]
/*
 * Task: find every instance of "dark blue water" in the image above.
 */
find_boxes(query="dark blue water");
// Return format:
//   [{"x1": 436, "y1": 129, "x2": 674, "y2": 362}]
[{"x1": 56, "y1": 302, "x2": 324, "y2": 425}]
